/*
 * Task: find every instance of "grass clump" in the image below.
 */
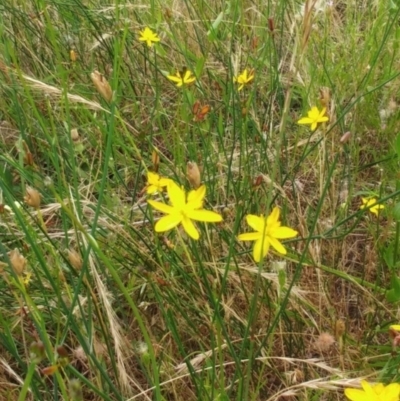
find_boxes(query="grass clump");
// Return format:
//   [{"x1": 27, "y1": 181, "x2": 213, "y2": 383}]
[{"x1": 2, "y1": 0, "x2": 400, "y2": 400}]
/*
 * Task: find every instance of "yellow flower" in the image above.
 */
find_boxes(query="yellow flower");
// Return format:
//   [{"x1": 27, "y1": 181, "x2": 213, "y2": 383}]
[
  {"x1": 237, "y1": 207, "x2": 298, "y2": 262},
  {"x1": 146, "y1": 172, "x2": 171, "y2": 195},
  {"x1": 360, "y1": 197, "x2": 384, "y2": 216},
  {"x1": 138, "y1": 27, "x2": 160, "y2": 47},
  {"x1": 297, "y1": 106, "x2": 329, "y2": 131},
  {"x1": 234, "y1": 69, "x2": 254, "y2": 91},
  {"x1": 390, "y1": 325, "x2": 400, "y2": 332},
  {"x1": 167, "y1": 70, "x2": 196, "y2": 87},
  {"x1": 147, "y1": 181, "x2": 222, "y2": 240},
  {"x1": 345, "y1": 380, "x2": 400, "y2": 401}
]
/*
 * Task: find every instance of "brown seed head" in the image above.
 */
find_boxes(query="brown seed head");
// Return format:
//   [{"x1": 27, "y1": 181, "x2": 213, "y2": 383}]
[
  {"x1": 90, "y1": 70, "x2": 112, "y2": 102},
  {"x1": 9, "y1": 248, "x2": 27, "y2": 275},
  {"x1": 152, "y1": 149, "x2": 160, "y2": 172},
  {"x1": 186, "y1": 161, "x2": 201, "y2": 189},
  {"x1": 68, "y1": 249, "x2": 83, "y2": 270},
  {"x1": 24, "y1": 186, "x2": 41, "y2": 209},
  {"x1": 335, "y1": 319, "x2": 346, "y2": 338},
  {"x1": 319, "y1": 87, "x2": 331, "y2": 110},
  {"x1": 340, "y1": 131, "x2": 351, "y2": 144}
]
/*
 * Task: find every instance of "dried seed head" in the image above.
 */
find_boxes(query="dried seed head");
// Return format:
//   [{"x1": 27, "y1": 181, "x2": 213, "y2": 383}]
[
  {"x1": 68, "y1": 249, "x2": 83, "y2": 270},
  {"x1": 186, "y1": 161, "x2": 201, "y2": 189},
  {"x1": 24, "y1": 186, "x2": 41, "y2": 209},
  {"x1": 9, "y1": 248, "x2": 27, "y2": 275},
  {"x1": 319, "y1": 87, "x2": 331, "y2": 109},
  {"x1": 335, "y1": 319, "x2": 346, "y2": 338},
  {"x1": 314, "y1": 332, "x2": 335, "y2": 353},
  {"x1": 90, "y1": 70, "x2": 112, "y2": 102},
  {"x1": 340, "y1": 131, "x2": 351, "y2": 144}
]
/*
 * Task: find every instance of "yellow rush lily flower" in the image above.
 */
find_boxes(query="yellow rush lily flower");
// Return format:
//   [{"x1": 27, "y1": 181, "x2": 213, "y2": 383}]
[
  {"x1": 360, "y1": 197, "x2": 384, "y2": 216},
  {"x1": 147, "y1": 180, "x2": 222, "y2": 240},
  {"x1": 297, "y1": 106, "x2": 329, "y2": 131},
  {"x1": 233, "y1": 69, "x2": 254, "y2": 91},
  {"x1": 167, "y1": 70, "x2": 196, "y2": 87},
  {"x1": 237, "y1": 207, "x2": 297, "y2": 262},
  {"x1": 344, "y1": 380, "x2": 400, "y2": 401},
  {"x1": 146, "y1": 172, "x2": 171, "y2": 195},
  {"x1": 138, "y1": 27, "x2": 160, "y2": 47}
]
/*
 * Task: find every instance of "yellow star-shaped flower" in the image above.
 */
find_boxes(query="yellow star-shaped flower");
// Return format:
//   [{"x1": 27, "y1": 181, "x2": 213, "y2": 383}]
[
  {"x1": 233, "y1": 69, "x2": 254, "y2": 91},
  {"x1": 297, "y1": 106, "x2": 329, "y2": 131},
  {"x1": 237, "y1": 207, "x2": 298, "y2": 262},
  {"x1": 167, "y1": 70, "x2": 196, "y2": 87},
  {"x1": 138, "y1": 27, "x2": 160, "y2": 47},
  {"x1": 345, "y1": 380, "x2": 400, "y2": 401},
  {"x1": 360, "y1": 197, "x2": 385, "y2": 216},
  {"x1": 146, "y1": 172, "x2": 171, "y2": 195},
  {"x1": 147, "y1": 181, "x2": 222, "y2": 240}
]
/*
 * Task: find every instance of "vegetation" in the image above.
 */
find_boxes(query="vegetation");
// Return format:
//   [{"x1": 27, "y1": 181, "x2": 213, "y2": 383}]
[{"x1": 1, "y1": 0, "x2": 400, "y2": 399}]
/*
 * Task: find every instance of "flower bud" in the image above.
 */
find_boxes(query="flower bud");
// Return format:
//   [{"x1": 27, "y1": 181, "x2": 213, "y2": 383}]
[
  {"x1": 186, "y1": 161, "x2": 201, "y2": 189},
  {"x1": 152, "y1": 149, "x2": 160, "y2": 172},
  {"x1": 56, "y1": 345, "x2": 69, "y2": 358},
  {"x1": 90, "y1": 70, "x2": 112, "y2": 102},
  {"x1": 70, "y1": 49, "x2": 77, "y2": 62},
  {"x1": 70, "y1": 128, "x2": 80, "y2": 142},
  {"x1": 67, "y1": 249, "x2": 83, "y2": 270},
  {"x1": 41, "y1": 365, "x2": 59, "y2": 376},
  {"x1": 24, "y1": 186, "x2": 41, "y2": 209},
  {"x1": 9, "y1": 248, "x2": 27, "y2": 275}
]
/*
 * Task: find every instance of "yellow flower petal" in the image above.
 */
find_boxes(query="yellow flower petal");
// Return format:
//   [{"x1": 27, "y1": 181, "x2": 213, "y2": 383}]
[
  {"x1": 154, "y1": 214, "x2": 182, "y2": 232},
  {"x1": 147, "y1": 184, "x2": 158, "y2": 194},
  {"x1": 187, "y1": 209, "x2": 222, "y2": 222},
  {"x1": 297, "y1": 117, "x2": 314, "y2": 125},
  {"x1": 246, "y1": 214, "x2": 265, "y2": 232},
  {"x1": 237, "y1": 232, "x2": 262, "y2": 241},
  {"x1": 273, "y1": 226, "x2": 298, "y2": 239},
  {"x1": 344, "y1": 388, "x2": 367, "y2": 401},
  {"x1": 147, "y1": 199, "x2": 175, "y2": 214},
  {"x1": 167, "y1": 74, "x2": 182, "y2": 83},
  {"x1": 253, "y1": 237, "x2": 269, "y2": 262},
  {"x1": 168, "y1": 181, "x2": 185, "y2": 208},
  {"x1": 182, "y1": 216, "x2": 199, "y2": 239},
  {"x1": 268, "y1": 207, "x2": 280, "y2": 224},
  {"x1": 268, "y1": 237, "x2": 287, "y2": 254},
  {"x1": 187, "y1": 185, "x2": 206, "y2": 209},
  {"x1": 183, "y1": 70, "x2": 196, "y2": 84}
]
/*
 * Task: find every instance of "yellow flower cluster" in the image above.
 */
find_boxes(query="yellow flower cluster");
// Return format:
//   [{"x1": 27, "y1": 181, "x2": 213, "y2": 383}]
[{"x1": 146, "y1": 173, "x2": 298, "y2": 261}]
